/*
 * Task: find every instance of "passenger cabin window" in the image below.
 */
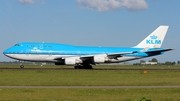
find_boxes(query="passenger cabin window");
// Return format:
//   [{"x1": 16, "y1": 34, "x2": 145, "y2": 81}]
[{"x1": 43, "y1": 46, "x2": 52, "y2": 48}]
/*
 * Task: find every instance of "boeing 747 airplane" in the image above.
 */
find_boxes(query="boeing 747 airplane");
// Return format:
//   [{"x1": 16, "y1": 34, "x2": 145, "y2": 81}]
[{"x1": 3, "y1": 26, "x2": 173, "y2": 69}]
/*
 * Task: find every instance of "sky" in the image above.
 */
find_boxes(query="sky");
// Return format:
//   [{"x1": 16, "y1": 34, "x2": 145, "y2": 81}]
[{"x1": 0, "y1": 0, "x2": 179, "y2": 63}]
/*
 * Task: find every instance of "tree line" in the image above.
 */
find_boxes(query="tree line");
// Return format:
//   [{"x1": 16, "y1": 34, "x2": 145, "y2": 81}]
[{"x1": 134, "y1": 58, "x2": 179, "y2": 65}]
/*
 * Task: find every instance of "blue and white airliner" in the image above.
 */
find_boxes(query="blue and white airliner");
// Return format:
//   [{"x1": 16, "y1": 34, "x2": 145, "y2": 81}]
[{"x1": 3, "y1": 26, "x2": 173, "y2": 69}]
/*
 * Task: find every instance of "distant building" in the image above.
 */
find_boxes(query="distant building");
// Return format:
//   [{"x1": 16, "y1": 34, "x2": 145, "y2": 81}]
[{"x1": 141, "y1": 62, "x2": 158, "y2": 65}]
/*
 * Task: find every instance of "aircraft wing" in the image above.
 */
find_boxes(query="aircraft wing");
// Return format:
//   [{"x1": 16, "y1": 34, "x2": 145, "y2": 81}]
[
  {"x1": 80, "y1": 52, "x2": 133, "y2": 59},
  {"x1": 54, "y1": 52, "x2": 133, "y2": 61},
  {"x1": 79, "y1": 52, "x2": 134, "y2": 63}
]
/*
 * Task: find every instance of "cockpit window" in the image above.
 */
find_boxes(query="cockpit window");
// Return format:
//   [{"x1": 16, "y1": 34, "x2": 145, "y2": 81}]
[{"x1": 14, "y1": 44, "x2": 20, "y2": 46}]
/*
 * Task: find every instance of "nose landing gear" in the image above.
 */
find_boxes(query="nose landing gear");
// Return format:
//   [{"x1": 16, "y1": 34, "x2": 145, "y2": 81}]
[
  {"x1": 20, "y1": 65, "x2": 24, "y2": 69},
  {"x1": 19, "y1": 61, "x2": 24, "y2": 69}
]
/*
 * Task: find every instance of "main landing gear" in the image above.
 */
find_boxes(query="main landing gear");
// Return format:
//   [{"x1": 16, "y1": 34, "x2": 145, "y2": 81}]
[{"x1": 74, "y1": 64, "x2": 92, "y2": 69}]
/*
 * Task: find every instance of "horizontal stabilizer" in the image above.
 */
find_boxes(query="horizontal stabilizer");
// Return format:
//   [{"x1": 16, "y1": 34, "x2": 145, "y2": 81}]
[{"x1": 145, "y1": 48, "x2": 174, "y2": 53}]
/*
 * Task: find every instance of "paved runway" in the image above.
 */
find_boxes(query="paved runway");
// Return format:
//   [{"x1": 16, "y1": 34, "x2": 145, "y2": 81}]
[{"x1": 0, "y1": 86, "x2": 180, "y2": 89}]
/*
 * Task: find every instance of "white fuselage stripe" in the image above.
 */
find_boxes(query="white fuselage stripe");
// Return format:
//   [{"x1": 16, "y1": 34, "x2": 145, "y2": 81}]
[{"x1": 5, "y1": 54, "x2": 142, "y2": 63}]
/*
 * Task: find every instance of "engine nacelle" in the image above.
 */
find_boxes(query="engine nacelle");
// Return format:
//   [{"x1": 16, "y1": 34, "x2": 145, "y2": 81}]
[
  {"x1": 93, "y1": 55, "x2": 108, "y2": 63},
  {"x1": 65, "y1": 57, "x2": 82, "y2": 65}
]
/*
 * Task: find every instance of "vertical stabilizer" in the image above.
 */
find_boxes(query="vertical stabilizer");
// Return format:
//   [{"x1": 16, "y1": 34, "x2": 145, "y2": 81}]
[{"x1": 135, "y1": 26, "x2": 169, "y2": 48}]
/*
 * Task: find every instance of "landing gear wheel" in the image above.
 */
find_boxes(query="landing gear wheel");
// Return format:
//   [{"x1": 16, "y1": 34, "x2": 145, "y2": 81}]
[
  {"x1": 20, "y1": 65, "x2": 24, "y2": 69},
  {"x1": 83, "y1": 65, "x2": 92, "y2": 69},
  {"x1": 86, "y1": 65, "x2": 92, "y2": 69},
  {"x1": 74, "y1": 64, "x2": 92, "y2": 69},
  {"x1": 74, "y1": 66, "x2": 78, "y2": 69},
  {"x1": 88, "y1": 65, "x2": 92, "y2": 69},
  {"x1": 74, "y1": 66, "x2": 83, "y2": 69}
]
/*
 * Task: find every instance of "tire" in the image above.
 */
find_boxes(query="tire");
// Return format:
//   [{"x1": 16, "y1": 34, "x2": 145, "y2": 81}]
[
  {"x1": 84, "y1": 65, "x2": 92, "y2": 69},
  {"x1": 74, "y1": 66, "x2": 78, "y2": 69},
  {"x1": 20, "y1": 65, "x2": 24, "y2": 69}
]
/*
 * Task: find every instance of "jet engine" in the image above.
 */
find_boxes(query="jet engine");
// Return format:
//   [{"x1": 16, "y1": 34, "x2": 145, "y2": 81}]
[
  {"x1": 55, "y1": 57, "x2": 82, "y2": 65},
  {"x1": 65, "y1": 57, "x2": 82, "y2": 65},
  {"x1": 93, "y1": 54, "x2": 109, "y2": 63}
]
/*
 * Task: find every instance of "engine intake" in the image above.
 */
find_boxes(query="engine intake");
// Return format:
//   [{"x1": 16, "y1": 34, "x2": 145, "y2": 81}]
[
  {"x1": 65, "y1": 57, "x2": 82, "y2": 65},
  {"x1": 93, "y1": 54, "x2": 109, "y2": 63}
]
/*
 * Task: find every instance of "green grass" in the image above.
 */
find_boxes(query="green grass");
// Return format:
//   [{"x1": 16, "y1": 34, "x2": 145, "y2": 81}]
[
  {"x1": 0, "y1": 88, "x2": 180, "y2": 101},
  {"x1": 0, "y1": 69, "x2": 180, "y2": 86},
  {"x1": 0, "y1": 64, "x2": 180, "y2": 101}
]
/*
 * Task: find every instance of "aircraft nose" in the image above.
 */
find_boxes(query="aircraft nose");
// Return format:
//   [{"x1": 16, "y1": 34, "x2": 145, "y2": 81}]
[
  {"x1": 3, "y1": 48, "x2": 10, "y2": 56},
  {"x1": 3, "y1": 50, "x2": 7, "y2": 55}
]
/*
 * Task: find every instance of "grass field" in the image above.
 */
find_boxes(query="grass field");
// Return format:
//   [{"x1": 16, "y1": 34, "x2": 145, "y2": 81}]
[
  {"x1": 0, "y1": 88, "x2": 180, "y2": 101},
  {"x1": 0, "y1": 69, "x2": 180, "y2": 86},
  {"x1": 0, "y1": 64, "x2": 180, "y2": 101}
]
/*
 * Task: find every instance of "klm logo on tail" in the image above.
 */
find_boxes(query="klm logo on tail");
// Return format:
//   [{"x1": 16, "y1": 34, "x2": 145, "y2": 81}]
[
  {"x1": 146, "y1": 35, "x2": 161, "y2": 44},
  {"x1": 136, "y1": 26, "x2": 168, "y2": 48}
]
